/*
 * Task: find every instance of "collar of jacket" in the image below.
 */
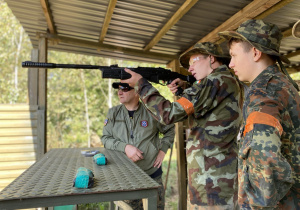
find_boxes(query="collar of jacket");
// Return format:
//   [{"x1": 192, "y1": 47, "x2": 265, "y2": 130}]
[
  {"x1": 250, "y1": 64, "x2": 279, "y2": 89},
  {"x1": 121, "y1": 102, "x2": 142, "y2": 115},
  {"x1": 210, "y1": 64, "x2": 230, "y2": 75}
]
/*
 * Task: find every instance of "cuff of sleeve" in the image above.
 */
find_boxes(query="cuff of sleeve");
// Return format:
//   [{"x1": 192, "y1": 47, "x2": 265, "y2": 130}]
[
  {"x1": 160, "y1": 144, "x2": 170, "y2": 154},
  {"x1": 116, "y1": 142, "x2": 127, "y2": 153},
  {"x1": 135, "y1": 78, "x2": 151, "y2": 95}
]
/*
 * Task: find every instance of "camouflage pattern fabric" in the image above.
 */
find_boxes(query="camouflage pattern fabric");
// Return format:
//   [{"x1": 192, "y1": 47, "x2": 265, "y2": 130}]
[
  {"x1": 219, "y1": 19, "x2": 299, "y2": 93},
  {"x1": 187, "y1": 200, "x2": 238, "y2": 210},
  {"x1": 180, "y1": 42, "x2": 228, "y2": 69},
  {"x1": 239, "y1": 65, "x2": 300, "y2": 209},
  {"x1": 218, "y1": 19, "x2": 289, "y2": 64},
  {"x1": 122, "y1": 175, "x2": 165, "y2": 210},
  {"x1": 136, "y1": 65, "x2": 242, "y2": 207}
]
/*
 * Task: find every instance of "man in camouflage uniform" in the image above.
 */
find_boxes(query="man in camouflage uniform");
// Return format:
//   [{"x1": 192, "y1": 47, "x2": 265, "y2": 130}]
[
  {"x1": 102, "y1": 82, "x2": 175, "y2": 210},
  {"x1": 219, "y1": 19, "x2": 300, "y2": 209},
  {"x1": 123, "y1": 42, "x2": 243, "y2": 209}
]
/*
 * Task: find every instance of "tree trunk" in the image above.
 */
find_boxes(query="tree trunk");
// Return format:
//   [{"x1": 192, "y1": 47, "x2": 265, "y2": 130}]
[
  {"x1": 13, "y1": 27, "x2": 23, "y2": 102},
  {"x1": 80, "y1": 70, "x2": 91, "y2": 147}
]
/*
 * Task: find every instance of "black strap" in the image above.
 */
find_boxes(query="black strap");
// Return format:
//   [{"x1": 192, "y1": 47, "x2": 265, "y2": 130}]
[{"x1": 278, "y1": 59, "x2": 299, "y2": 91}]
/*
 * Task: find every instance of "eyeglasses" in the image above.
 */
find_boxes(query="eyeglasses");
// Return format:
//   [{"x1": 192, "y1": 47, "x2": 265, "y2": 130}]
[
  {"x1": 189, "y1": 56, "x2": 207, "y2": 66},
  {"x1": 118, "y1": 86, "x2": 133, "y2": 92}
]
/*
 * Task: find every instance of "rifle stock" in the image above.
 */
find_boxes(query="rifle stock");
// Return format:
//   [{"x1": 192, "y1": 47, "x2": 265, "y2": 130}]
[{"x1": 22, "y1": 61, "x2": 195, "y2": 95}]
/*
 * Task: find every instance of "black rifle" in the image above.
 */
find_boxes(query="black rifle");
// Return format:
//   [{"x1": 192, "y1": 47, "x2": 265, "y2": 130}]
[{"x1": 22, "y1": 61, "x2": 195, "y2": 95}]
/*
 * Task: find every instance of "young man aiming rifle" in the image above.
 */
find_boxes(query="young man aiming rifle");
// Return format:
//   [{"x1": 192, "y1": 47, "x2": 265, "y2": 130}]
[{"x1": 123, "y1": 42, "x2": 243, "y2": 209}]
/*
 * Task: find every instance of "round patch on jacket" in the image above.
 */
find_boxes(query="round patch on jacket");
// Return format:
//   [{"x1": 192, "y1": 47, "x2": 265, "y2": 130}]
[
  {"x1": 140, "y1": 120, "x2": 148, "y2": 127},
  {"x1": 104, "y1": 119, "x2": 108, "y2": 126}
]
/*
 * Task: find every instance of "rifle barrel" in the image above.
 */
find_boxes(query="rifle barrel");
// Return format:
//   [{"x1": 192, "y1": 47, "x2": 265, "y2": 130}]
[
  {"x1": 22, "y1": 61, "x2": 103, "y2": 69},
  {"x1": 22, "y1": 61, "x2": 196, "y2": 85}
]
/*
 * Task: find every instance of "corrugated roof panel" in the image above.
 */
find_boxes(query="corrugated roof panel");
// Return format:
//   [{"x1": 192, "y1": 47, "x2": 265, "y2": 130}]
[
  {"x1": 4, "y1": 0, "x2": 300, "y2": 67},
  {"x1": 49, "y1": 43, "x2": 167, "y2": 64},
  {"x1": 105, "y1": 0, "x2": 185, "y2": 51},
  {"x1": 263, "y1": 0, "x2": 300, "y2": 29},
  {"x1": 50, "y1": 0, "x2": 108, "y2": 43},
  {"x1": 158, "y1": 0, "x2": 253, "y2": 54},
  {"x1": 6, "y1": 0, "x2": 47, "y2": 50},
  {"x1": 280, "y1": 37, "x2": 300, "y2": 53}
]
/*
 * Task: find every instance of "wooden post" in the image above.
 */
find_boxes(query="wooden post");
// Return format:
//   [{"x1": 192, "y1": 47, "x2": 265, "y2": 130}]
[
  {"x1": 28, "y1": 49, "x2": 39, "y2": 105},
  {"x1": 37, "y1": 109, "x2": 45, "y2": 160},
  {"x1": 38, "y1": 36, "x2": 48, "y2": 155},
  {"x1": 167, "y1": 59, "x2": 187, "y2": 210},
  {"x1": 38, "y1": 37, "x2": 47, "y2": 110}
]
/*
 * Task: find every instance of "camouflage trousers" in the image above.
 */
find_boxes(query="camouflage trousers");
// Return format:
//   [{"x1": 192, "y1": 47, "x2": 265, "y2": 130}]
[
  {"x1": 119, "y1": 175, "x2": 165, "y2": 210},
  {"x1": 187, "y1": 199, "x2": 239, "y2": 210}
]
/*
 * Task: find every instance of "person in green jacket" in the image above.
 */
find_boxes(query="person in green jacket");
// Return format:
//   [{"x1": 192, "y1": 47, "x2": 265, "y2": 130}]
[
  {"x1": 123, "y1": 42, "x2": 243, "y2": 210},
  {"x1": 101, "y1": 82, "x2": 175, "y2": 210}
]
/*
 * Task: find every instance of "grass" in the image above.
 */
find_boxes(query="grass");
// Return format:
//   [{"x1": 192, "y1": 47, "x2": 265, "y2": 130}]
[
  {"x1": 77, "y1": 147, "x2": 179, "y2": 210},
  {"x1": 162, "y1": 148, "x2": 179, "y2": 210}
]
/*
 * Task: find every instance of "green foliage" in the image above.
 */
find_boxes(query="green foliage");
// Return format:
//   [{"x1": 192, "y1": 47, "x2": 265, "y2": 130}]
[
  {"x1": 291, "y1": 72, "x2": 300, "y2": 80},
  {"x1": 0, "y1": 0, "x2": 175, "y2": 149},
  {"x1": 46, "y1": 53, "x2": 173, "y2": 148},
  {"x1": 1, "y1": 4, "x2": 179, "y2": 208},
  {"x1": 77, "y1": 202, "x2": 109, "y2": 210},
  {"x1": 0, "y1": 0, "x2": 31, "y2": 103},
  {"x1": 46, "y1": 53, "x2": 115, "y2": 148}
]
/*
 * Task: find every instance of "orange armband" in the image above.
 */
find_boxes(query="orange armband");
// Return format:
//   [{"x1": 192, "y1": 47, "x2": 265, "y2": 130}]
[
  {"x1": 243, "y1": 111, "x2": 283, "y2": 136},
  {"x1": 176, "y1": 97, "x2": 194, "y2": 115}
]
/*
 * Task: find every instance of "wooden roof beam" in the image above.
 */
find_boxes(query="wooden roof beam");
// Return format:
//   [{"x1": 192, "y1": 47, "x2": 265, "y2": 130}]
[
  {"x1": 184, "y1": 0, "x2": 286, "y2": 53},
  {"x1": 256, "y1": 0, "x2": 295, "y2": 39},
  {"x1": 37, "y1": 33, "x2": 177, "y2": 61},
  {"x1": 143, "y1": 0, "x2": 199, "y2": 51},
  {"x1": 215, "y1": 0, "x2": 295, "y2": 44},
  {"x1": 199, "y1": 0, "x2": 283, "y2": 43},
  {"x1": 282, "y1": 28, "x2": 292, "y2": 38},
  {"x1": 255, "y1": 0, "x2": 294, "y2": 19},
  {"x1": 99, "y1": 0, "x2": 118, "y2": 43},
  {"x1": 286, "y1": 49, "x2": 300, "y2": 59},
  {"x1": 40, "y1": 0, "x2": 56, "y2": 34}
]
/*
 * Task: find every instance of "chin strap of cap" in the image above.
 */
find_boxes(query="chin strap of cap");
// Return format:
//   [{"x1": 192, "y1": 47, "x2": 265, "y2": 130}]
[{"x1": 278, "y1": 59, "x2": 299, "y2": 91}]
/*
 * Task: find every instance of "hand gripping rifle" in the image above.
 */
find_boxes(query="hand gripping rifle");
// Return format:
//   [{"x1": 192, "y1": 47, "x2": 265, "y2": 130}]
[{"x1": 22, "y1": 61, "x2": 196, "y2": 96}]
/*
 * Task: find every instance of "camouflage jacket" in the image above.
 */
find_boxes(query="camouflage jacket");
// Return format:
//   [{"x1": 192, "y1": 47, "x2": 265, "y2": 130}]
[
  {"x1": 101, "y1": 103, "x2": 174, "y2": 175},
  {"x1": 239, "y1": 65, "x2": 300, "y2": 209},
  {"x1": 136, "y1": 65, "x2": 242, "y2": 207}
]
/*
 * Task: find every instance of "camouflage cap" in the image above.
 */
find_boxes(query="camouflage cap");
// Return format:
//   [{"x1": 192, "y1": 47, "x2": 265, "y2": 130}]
[
  {"x1": 292, "y1": 20, "x2": 300, "y2": 38},
  {"x1": 219, "y1": 19, "x2": 290, "y2": 64},
  {"x1": 179, "y1": 42, "x2": 228, "y2": 69}
]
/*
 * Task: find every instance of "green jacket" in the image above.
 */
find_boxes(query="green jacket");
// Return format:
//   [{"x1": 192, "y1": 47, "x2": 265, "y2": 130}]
[
  {"x1": 136, "y1": 65, "x2": 242, "y2": 207},
  {"x1": 101, "y1": 103, "x2": 175, "y2": 175}
]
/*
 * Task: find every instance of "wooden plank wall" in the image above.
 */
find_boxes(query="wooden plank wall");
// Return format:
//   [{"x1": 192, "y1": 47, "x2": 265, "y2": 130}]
[{"x1": 0, "y1": 104, "x2": 39, "y2": 191}]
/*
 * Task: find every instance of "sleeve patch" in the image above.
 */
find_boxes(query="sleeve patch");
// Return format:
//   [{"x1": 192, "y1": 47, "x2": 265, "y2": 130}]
[
  {"x1": 243, "y1": 111, "x2": 283, "y2": 136},
  {"x1": 176, "y1": 97, "x2": 194, "y2": 115},
  {"x1": 104, "y1": 119, "x2": 108, "y2": 126}
]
